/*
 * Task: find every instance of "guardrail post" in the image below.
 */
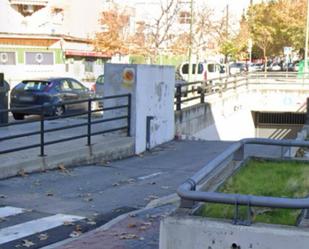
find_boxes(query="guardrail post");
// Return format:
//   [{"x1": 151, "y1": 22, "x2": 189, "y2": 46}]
[
  {"x1": 39, "y1": 105, "x2": 46, "y2": 157},
  {"x1": 233, "y1": 75, "x2": 237, "y2": 90},
  {"x1": 87, "y1": 99, "x2": 91, "y2": 146},
  {"x1": 200, "y1": 85, "x2": 205, "y2": 104},
  {"x1": 176, "y1": 85, "x2": 181, "y2": 111},
  {"x1": 127, "y1": 94, "x2": 131, "y2": 136}
]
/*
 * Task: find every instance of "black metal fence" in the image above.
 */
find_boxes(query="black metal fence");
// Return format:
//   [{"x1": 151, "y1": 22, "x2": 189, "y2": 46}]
[
  {"x1": 174, "y1": 73, "x2": 249, "y2": 111},
  {"x1": 174, "y1": 72, "x2": 309, "y2": 111},
  {"x1": 0, "y1": 94, "x2": 131, "y2": 156}
]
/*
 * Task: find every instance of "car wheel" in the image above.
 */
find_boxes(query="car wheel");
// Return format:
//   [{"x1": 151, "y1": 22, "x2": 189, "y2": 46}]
[
  {"x1": 12, "y1": 113, "x2": 25, "y2": 120},
  {"x1": 54, "y1": 105, "x2": 65, "y2": 117}
]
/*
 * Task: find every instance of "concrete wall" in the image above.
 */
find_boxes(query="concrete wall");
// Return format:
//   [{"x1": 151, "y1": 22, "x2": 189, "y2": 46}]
[
  {"x1": 160, "y1": 216, "x2": 309, "y2": 249},
  {"x1": 104, "y1": 63, "x2": 175, "y2": 154},
  {"x1": 175, "y1": 103, "x2": 217, "y2": 137},
  {"x1": 176, "y1": 87, "x2": 309, "y2": 141}
]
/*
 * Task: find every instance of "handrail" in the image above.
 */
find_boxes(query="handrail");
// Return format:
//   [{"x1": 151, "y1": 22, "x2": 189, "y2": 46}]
[
  {"x1": 0, "y1": 94, "x2": 131, "y2": 156},
  {"x1": 174, "y1": 72, "x2": 309, "y2": 111},
  {"x1": 177, "y1": 138, "x2": 309, "y2": 213}
]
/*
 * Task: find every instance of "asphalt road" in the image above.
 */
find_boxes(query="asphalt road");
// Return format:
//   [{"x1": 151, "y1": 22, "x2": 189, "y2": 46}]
[{"x1": 0, "y1": 140, "x2": 233, "y2": 248}]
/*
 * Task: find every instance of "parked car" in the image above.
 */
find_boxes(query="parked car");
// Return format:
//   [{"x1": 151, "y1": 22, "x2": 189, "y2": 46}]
[
  {"x1": 94, "y1": 74, "x2": 104, "y2": 97},
  {"x1": 293, "y1": 61, "x2": 300, "y2": 72},
  {"x1": 10, "y1": 77, "x2": 94, "y2": 120},
  {"x1": 268, "y1": 62, "x2": 281, "y2": 71},
  {"x1": 229, "y1": 62, "x2": 247, "y2": 75},
  {"x1": 178, "y1": 61, "x2": 226, "y2": 83}
]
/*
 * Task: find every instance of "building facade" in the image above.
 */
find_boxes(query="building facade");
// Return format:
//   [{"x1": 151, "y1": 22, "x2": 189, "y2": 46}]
[{"x1": 0, "y1": 0, "x2": 108, "y2": 86}]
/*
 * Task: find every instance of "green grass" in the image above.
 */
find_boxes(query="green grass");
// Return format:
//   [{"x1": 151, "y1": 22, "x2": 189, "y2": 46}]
[{"x1": 200, "y1": 159, "x2": 309, "y2": 226}]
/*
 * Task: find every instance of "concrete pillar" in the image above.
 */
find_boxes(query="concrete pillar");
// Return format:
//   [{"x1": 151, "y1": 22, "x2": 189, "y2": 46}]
[{"x1": 104, "y1": 64, "x2": 175, "y2": 154}]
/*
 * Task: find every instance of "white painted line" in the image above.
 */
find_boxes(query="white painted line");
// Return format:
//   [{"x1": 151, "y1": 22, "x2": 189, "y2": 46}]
[
  {"x1": 138, "y1": 172, "x2": 162, "y2": 180},
  {"x1": 0, "y1": 207, "x2": 25, "y2": 218},
  {"x1": 0, "y1": 214, "x2": 84, "y2": 244}
]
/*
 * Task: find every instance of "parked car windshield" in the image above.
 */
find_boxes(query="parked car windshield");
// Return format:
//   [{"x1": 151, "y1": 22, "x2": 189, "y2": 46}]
[{"x1": 21, "y1": 81, "x2": 51, "y2": 92}]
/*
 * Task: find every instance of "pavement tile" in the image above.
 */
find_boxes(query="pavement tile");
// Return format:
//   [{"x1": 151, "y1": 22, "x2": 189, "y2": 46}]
[{"x1": 54, "y1": 204, "x2": 177, "y2": 249}]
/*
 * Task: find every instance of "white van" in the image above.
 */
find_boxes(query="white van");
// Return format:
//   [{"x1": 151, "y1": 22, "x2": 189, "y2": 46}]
[{"x1": 178, "y1": 61, "x2": 226, "y2": 83}]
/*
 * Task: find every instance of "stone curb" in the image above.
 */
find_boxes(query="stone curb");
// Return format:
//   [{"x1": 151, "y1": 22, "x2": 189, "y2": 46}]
[{"x1": 42, "y1": 192, "x2": 180, "y2": 249}]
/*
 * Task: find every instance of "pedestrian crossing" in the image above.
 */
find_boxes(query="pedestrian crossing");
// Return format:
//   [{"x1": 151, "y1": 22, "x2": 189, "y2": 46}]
[{"x1": 0, "y1": 205, "x2": 86, "y2": 249}]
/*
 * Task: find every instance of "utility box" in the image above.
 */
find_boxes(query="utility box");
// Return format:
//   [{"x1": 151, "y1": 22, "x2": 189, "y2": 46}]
[
  {"x1": 104, "y1": 64, "x2": 175, "y2": 154},
  {"x1": 0, "y1": 73, "x2": 9, "y2": 124}
]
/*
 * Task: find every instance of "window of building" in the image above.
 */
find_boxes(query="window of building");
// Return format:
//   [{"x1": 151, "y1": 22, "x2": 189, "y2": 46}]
[
  {"x1": 84, "y1": 59, "x2": 94, "y2": 73},
  {"x1": 25, "y1": 52, "x2": 54, "y2": 65},
  {"x1": 179, "y1": 11, "x2": 191, "y2": 24},
  {"x1": 0, "y1": 52, "x2": 16, "y2": 65}
]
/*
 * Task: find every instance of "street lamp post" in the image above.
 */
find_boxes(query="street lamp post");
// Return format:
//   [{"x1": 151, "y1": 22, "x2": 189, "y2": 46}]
[
  {"x1": 304, "y1": 0, "x2": 309, "y2": 74},
  {"x1": 188, "y1": 0, "x2": 193, "y2": 82}
]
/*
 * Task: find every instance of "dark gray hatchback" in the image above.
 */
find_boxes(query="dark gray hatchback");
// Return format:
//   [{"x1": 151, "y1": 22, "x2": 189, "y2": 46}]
[{"x1": 10, "y1": 77, "x2": 94, "y2": 120}]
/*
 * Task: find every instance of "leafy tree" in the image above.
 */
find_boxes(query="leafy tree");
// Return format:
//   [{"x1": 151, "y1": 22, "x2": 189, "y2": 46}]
[{"x1": 94, "y1": 5, "x2": 130, "y2": 55}]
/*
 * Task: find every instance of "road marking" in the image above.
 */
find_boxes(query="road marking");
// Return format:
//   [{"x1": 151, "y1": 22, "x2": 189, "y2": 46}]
[
  {"x1": 138, "y1": 172, "x2": 162, "y2": 180},
  {"x1": 0, "y1": 213, "x2": 84, "y2": 244},
  {"x1": 0, "y1": 206, "x2": 25, "y2": 218}
]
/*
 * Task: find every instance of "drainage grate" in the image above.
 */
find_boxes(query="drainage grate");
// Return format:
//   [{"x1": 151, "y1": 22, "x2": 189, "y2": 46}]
[{"x1": 255, "y1": 112, "x2": 306, "y2": 125}]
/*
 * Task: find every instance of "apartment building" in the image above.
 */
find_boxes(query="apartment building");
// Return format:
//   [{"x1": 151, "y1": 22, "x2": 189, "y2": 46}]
[{"x1": 0, "y1": 0, "x2": 109, "y2": 85}]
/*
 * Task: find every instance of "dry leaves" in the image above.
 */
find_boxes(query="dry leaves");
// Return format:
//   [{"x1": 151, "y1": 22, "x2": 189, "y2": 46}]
[
  {"x1": 38, "y1": 233, "x2": 48, "y2": 241},
  {"x1": 119, "y1": 233, "x2": 138, "y2": 240},
  {"x1": 21, "y1": 239, "x2": 34, "y2": 247},
  {"x1": 46, "y1": 192, "x2": 54, "y2": 197},
  {"x1": 69, "y1": 231, "x2": 82, "y2": 238},
  {"x1": 58, "y1": 164, "x2": 70, "y2": 174},
  {"x1": 63, "y1": 221, "x2": 74, "y2": 226},
  {"x1": 18, "y1": 169, "x2": 28, "y2": 177}
]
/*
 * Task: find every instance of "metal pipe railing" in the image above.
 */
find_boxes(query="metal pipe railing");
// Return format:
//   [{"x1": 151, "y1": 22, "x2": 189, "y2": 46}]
[
  {"x1": 177, "y1": 138, "x2": 309, "y2": 211},
  {"x1": 174, "y1": 72, "x2": 309, "y2": 111},
  {"x1": 0, "y1": 94, "x2": 131, "y2": 156}
]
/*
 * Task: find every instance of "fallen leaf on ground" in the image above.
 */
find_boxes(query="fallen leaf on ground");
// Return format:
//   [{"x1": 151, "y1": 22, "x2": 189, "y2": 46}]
[
  {"x1": 127, "y1": 178, "x2": 136, "y2": 183},
  {"x1": 0, "y1": 217, "x2": 7, "y2": 223},
  {"x1": 161, "y1": 186, "x2": 170, "y2": 189},
  {"x1": 63, "y1": 221, "x2": 74, "y2": 226},
  {"x1": 86, "y1": 220, "x2": 96, "y2": 225},
  {"x1": 119, "y1": 233, "x2": 138, "y2": 240},
  {"x1": 18, "y1": 169, "x2": 28, "y2": 177},
  {"x1": 139, "y1": 226, "x2": 147, "y2": 231},
  {"x1": 37, "y1": 233, "x2": 48, "y2": 241},
  {"x1": 75, "y1": 225, "x2": 82, "y2": 231},
  {"x1": 69, "y1": 231, "x2": 82, "y2": 238},
  {"x1": 21, "y1": 239, "x2": 34, "y2": 247},
  {"x1": 58, "y1": 164, "x2": 70, "y2": 174}
]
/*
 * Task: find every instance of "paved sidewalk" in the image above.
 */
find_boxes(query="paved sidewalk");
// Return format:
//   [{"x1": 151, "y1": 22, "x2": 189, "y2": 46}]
[{"x1": 49, "y1": 203, "x2": 178, "y2": 249}]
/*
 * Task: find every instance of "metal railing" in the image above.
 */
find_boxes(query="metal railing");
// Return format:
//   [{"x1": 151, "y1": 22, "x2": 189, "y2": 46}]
[
  {"x1": 174, "y1": 72, "x2": 309, "y2": 111},
  {"x1": 0, "y1": 94, "x2": 131, "y2": 156},
  {"x1": 177, "y1": 138, "x2": 309, "y2": 225}
]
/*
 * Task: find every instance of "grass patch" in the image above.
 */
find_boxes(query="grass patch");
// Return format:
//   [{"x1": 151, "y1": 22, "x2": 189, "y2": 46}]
[{"x1": 200, "y1": 159, "x2": 309, "y2": 226}]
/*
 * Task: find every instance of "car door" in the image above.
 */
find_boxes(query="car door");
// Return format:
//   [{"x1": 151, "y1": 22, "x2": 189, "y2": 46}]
[
  {"x1": 69, "y1": 79, "x2": 90, "y2": 112},
  {"x1": 59, "y1": 79, "x2": 80, "y2": 111}
]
